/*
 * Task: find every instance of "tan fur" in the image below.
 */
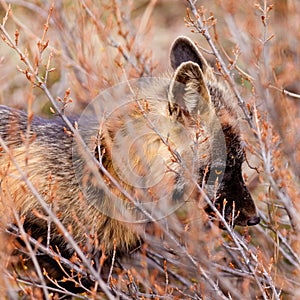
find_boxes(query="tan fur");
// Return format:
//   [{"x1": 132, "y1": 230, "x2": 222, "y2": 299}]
[{"x1": 0, "y1": 142, "x2": 141, "y2": 252}]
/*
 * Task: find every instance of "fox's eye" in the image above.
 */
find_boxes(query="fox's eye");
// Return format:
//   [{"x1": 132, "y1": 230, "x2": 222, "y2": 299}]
[
  {"x1": 206, "y1": 168, "x2": 224, "y2": 185},
  {"x1": 214, "y1": 169, "x2": 222, "y2": 175}
]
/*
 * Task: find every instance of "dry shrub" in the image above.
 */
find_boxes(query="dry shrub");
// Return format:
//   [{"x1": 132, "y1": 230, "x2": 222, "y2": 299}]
[{"x1": 0, "y1": 0, "x2": 299, "y2": 299}]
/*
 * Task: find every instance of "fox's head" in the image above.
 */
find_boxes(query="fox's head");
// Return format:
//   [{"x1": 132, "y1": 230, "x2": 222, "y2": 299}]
[{"x1": 169, "y1": 36, "x2": 260, "y2": 228}]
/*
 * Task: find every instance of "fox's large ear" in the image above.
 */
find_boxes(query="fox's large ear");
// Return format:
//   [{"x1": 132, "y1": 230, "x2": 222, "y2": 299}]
[
  {"x1": 170, "y1": 36, "x2": 209, "y2": 73},
  {"x1": 168, "y1": 61, "x2": 211, "y2": 117}
]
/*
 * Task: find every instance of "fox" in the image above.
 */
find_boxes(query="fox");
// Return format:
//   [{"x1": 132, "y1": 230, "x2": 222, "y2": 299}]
[{"x1": 0, "y1": 36, "x2": 260, "y2": 282}]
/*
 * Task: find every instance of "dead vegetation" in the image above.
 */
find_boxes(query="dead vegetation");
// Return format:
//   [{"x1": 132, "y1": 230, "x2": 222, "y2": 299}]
[{"x1": 0, "y1": 0, "x2": 300, "y2": 299}]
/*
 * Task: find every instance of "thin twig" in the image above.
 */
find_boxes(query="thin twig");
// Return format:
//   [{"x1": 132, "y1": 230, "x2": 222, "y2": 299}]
[
  {"x1": 7, "y1": 224, "x2": 89, "y2": 277},
  {"x1": 80, "y1": 0, "x2": 151, "y2": 76},
  {"x1": 186, "y1": 0, "x2": 255, "y2": 131},
  {"x1": 11, "y1": 210, "x2": 51, "y2": 298},
  {"x1": 4, "y1": 271, "x2": 88, "y2": 299}
]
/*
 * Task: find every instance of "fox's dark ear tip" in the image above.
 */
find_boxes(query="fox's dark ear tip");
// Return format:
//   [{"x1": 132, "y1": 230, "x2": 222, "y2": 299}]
[
  {"x1": 247, "y1": 216, "x2": 260, "y2": 226},
  {"x1": 172, "y1": 36, "x2": 193, "y2": 45},
  {"x1": 170, "y1": 36, "x2": 208, "y2": 72},
  {"x1": 170, "y1": 36, "x2": 192, "y2": 69}
]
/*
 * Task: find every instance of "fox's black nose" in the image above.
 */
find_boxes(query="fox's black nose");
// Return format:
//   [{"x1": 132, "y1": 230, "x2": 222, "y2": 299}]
[{"x1": 247, "y1": 216, "x2": 260, "y2": 226}]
